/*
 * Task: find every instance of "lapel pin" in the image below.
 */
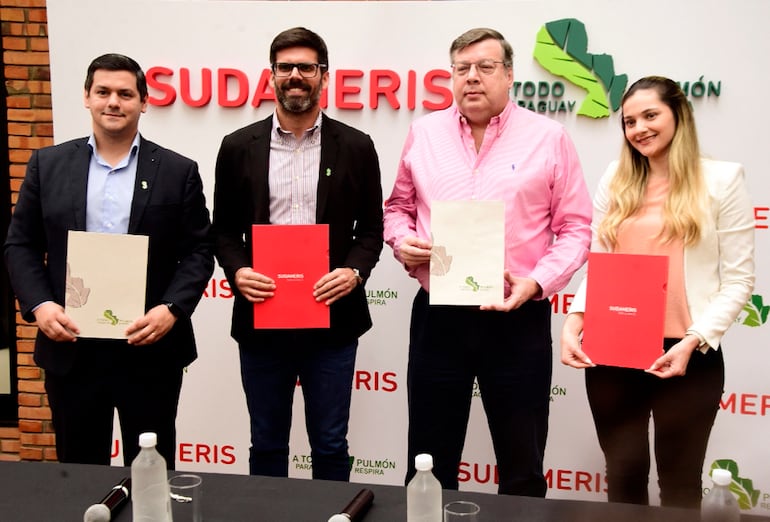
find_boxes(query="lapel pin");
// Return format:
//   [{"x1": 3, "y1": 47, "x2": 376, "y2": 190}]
[
  {"x1": 325, "y1": 168, "x2": 331, "y2": 177},
  {"x1": 141, "y1": 180, "x2": 148, "y2": 190}
]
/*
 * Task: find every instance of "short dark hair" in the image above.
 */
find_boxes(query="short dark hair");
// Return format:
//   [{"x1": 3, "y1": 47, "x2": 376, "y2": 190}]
[
  {"x1": 270, "y1": 27, "x2": 329, "y2": 70},
  {"x1": 450, "y1": 28, "x2": 514, "y2": 68},
  {"x1": 84, "y1": 53, "x2": 148, "y2": 100}
]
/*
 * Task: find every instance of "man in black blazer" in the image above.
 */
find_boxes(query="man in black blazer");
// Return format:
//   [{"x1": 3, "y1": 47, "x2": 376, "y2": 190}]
[
  {"x1": 213, "y1": 27, "x2": 383, "y2": 481},
  {"x1": 4, "y1": 54, "x2": 213, "y2": 466}
]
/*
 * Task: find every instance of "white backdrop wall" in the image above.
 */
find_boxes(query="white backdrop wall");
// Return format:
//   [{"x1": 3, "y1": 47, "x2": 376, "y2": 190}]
[{"x1": 45, "y1": 0, "x2": 770, "y2": 513}]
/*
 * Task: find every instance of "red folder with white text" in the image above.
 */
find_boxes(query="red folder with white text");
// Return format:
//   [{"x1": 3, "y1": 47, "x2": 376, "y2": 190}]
[
  {"x1": 251, "y1": 224, "x2": 330, "y2": 329},
  {"x1": 581, "y1": 252, "x2": 668, "y2": 369}
]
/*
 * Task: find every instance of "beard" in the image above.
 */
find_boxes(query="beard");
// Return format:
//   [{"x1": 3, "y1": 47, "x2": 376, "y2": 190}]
[{"x1": 275, "y1": 78, "x2": 321, "y2": 114}]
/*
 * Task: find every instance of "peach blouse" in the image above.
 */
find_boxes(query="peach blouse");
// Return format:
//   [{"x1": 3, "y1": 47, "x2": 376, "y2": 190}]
[{"x1": 615, "y1": 175, "x2": 691, "y2": 339}]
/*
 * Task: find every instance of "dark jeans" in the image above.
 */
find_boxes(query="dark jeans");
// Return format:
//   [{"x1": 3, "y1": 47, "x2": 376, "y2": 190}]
[
  {"x1": 45, "y1": 340, "x2": 183, "y2": 467},
  {"x1": 405, "y1": 289, "x2": 552, "y2": 496},
  {"x1": 239, "y1": 337, "x2": 357, "y2": 481},
  {"x1": 585, "y1": 339, "x2": 724, "y2": 508}
]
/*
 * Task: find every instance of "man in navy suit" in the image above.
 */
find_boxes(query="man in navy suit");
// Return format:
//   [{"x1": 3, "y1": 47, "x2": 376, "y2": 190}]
[
  {"x1": 213, "y1": 27, "x2": 383, "y2": 481},
  {"x1": 4, "y1": 54, "x2": 214, "y2": 466}
]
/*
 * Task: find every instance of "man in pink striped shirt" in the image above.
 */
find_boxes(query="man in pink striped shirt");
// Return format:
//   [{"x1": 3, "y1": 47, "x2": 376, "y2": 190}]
[{"x1": 383, "y1": 28, "x2": 592, "y2": 496}]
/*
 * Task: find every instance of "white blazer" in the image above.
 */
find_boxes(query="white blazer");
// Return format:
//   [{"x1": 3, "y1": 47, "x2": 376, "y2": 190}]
[{"x1": 569, "y1": 158, "x2": 755, "y2": 350}]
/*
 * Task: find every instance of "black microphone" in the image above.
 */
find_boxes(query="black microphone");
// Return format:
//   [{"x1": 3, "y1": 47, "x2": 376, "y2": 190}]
[
  {"x1": 327, "y1": 488, "x2": 375, "y2": 522},
  {"x1": 83, "y1": 477, "x2": 131, "y2": 522}
]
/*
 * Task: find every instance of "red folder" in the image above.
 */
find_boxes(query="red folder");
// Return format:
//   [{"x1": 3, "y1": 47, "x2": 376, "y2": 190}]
[
  {"x1": 251, "y1": 224, "x2": 330, "y2": 329},
  {"x1": 581, "y1": 252, "x2": 668, "y2": 369}
]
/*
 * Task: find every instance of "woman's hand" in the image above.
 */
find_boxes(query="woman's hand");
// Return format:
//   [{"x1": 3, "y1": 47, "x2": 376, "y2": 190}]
[
  {"x1": 646, "y1": 334, "x2": 701, "y2": 379},
  {"x1": 560, "y1": 313, "x2": 594, "y2": 368}
]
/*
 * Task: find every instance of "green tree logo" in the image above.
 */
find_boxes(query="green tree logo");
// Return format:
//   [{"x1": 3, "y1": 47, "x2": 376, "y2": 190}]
[
  {"x1": 103, "y1": 309, "x2": 119, "y2": 326},
  {"x1": 533, "y1": 18, "x2": 627, "y2": 118},
  {"x1": 740, "y1": 294, "x2": 770, "y2": 327},
  {"x1": 709, "y1": 459, "x2": 760, "y2": 509}
]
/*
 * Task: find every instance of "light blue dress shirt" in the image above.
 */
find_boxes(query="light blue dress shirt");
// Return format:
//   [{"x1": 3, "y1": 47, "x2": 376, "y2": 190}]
[{"x1": 85, "y1": 133, "x2": 140, "y2": 234}]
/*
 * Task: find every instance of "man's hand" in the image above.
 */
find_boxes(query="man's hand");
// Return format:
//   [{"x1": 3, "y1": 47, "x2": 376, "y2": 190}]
[
  {"x1": 126, "y1": 304, "x2": 178, "y2": 346},
  {"x1": 480, "y1": 271, "x2": 541, "y2": 312},
  {"x1": 33, "y1": 302, "x2": 79, "y2": 342},
  {"x1": 398, "y1": 236, "x2": 432, "y2": 269},
  {"x1": 314, "y1": 267, "x2": 360, "y2": 305},
  {"x1": 234, "y1": 267, "x2": 276, "y2": 303}
]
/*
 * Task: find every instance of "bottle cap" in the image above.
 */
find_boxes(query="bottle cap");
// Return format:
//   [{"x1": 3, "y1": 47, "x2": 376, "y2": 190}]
[
  {"x1": 712, "y1": 468, "x2": 733, "y2": 486},
  {"x1": 138, "y1": 432, "x2": 157, "y2": 448},
  {"x1": 83, "y1": 503, "x2": 110, "y2": 522},
  {"x1": 415, "y1": 453, "x2": 433, "y2": 471}
]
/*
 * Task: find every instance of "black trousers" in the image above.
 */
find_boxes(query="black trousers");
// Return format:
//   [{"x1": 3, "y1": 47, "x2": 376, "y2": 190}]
[
  {"x1": 44, "y1": 340, "x2": 183, "y2": 467},
  {"x1": 585, "y1": 339, "x2": 724, "y2": 508},
  {"x1": 405, "y1": 289, "x2": 552, "y2": 496}
]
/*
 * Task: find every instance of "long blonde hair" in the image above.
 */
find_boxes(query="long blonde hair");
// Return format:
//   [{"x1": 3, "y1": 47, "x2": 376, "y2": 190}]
[{"x1": 598, "y1": 76, "x2": 705, "y2": 250}]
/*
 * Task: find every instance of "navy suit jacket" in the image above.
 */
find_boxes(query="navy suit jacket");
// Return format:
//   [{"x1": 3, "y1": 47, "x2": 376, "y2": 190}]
[
  {"x1": 4, "y1": 136, "x2": 214, "y2": 374},
  {"x1": 213, "y1": 113, "x2": 383, "y2": 346}
]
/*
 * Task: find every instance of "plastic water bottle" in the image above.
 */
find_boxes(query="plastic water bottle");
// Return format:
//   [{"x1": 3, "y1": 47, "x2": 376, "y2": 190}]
[
  {"x1": 407, "y1": 453, "x2": 442, "y2": 522},
  {"x1": 701, "y1": 469, "x2": 740, "y2": 522},
  {"x1": 131, "y1": 432, "x2": 173, "y2": 522}
]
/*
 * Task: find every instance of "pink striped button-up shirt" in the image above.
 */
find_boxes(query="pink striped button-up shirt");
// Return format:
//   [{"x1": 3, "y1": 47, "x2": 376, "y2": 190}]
[{"x1": 383, "y1": 101, "x2": 592, "y2": 298}]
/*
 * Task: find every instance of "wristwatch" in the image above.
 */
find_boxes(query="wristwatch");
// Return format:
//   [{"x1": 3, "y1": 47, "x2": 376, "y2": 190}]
[{"x1": 351, "y1": 268, "x2": 363, "y2": 285}]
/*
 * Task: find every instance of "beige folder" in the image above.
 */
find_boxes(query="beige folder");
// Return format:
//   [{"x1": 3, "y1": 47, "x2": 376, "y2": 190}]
[
  {"x1": 429, "y1": 200, "x2": 505, "y2": 306},
  {"x1": 65, "y1": 231, "x2": 148, "y2": 339}
]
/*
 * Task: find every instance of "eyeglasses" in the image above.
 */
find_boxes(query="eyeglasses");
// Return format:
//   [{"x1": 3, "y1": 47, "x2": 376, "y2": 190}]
[
  {"x1": 451, "y1": 60, "x2": 506, "y2": 76},
  {"x1": 271, "y1": 62, "x2": 327, "y2": 78}
]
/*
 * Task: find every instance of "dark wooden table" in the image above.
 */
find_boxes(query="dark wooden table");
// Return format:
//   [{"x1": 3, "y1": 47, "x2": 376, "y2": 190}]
[{"x1": 2, "y1": 461, "x2": 769, "y2": 521}]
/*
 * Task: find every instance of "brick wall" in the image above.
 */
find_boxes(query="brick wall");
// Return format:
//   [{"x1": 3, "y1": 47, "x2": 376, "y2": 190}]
[{"x1": 1, "y1": 0, "x2": 55, "y2": 462}]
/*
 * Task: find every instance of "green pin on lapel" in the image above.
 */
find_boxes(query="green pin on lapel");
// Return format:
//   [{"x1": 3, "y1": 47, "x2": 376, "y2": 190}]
[
  {"x1": 141, "y1": 181, "x2": 148, "y2": 190},
  {"x1": 325, "y1": 168, "x2": 331, "y2": 177}
]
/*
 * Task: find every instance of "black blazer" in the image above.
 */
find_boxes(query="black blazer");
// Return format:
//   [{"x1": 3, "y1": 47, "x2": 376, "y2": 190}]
[
  {"x1": 4, "y1": 136, "x2": 214, "y2": 374},
  {"x1": 213, "y1": 113, "x2": 383, "y2": 346}
]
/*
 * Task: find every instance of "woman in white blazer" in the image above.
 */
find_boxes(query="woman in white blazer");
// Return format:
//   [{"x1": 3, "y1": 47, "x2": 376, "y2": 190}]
[{"x1": 561, "y1": 76, "x2": 754, "y2": 508}]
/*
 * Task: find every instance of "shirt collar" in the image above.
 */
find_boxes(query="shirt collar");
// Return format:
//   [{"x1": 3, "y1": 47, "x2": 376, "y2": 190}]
[
  {"x1": 455, "y1": 101, "x2": 515, "y2": 137},
  {"x1": 271, "y1": 111, "x2": 323, "y2": 139},
  {"x1": 87, "y1": 132, "x2": 141, "y2": 160}
]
